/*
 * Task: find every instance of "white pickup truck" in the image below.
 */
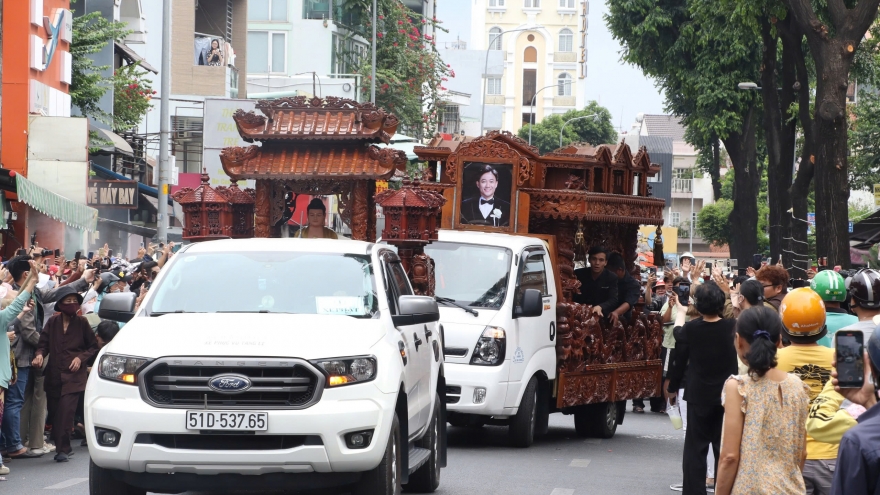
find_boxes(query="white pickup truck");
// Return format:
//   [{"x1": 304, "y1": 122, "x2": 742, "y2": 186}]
[
  {"x1": 87, "y1": 238, "x2": 446, "y2": 495},
  {"x1": 425, "y1": 230, "x2": 630, "y2": 447}
]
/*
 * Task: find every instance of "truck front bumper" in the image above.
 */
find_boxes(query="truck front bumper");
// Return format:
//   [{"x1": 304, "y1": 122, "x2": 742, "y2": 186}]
[
  {"x1": 85, "y1": 379, "x2": 396, "y2": 488},
  {"x1": 444, "y1": 361, "x2": 516, "y2": 416}
]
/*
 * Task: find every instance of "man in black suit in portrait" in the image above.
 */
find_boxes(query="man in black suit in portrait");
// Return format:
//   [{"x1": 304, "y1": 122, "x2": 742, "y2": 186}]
[{"x1": 460, "y1": 164, "x2": 510, "y2": 227}]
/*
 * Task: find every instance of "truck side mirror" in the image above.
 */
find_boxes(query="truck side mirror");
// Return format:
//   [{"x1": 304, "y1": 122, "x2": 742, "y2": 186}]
[
  {"x1": 98, "y1": 292, "x2": 137, "y2": 322},
  {"x1": 515, "y1": 289, "x2": 543, "y2": 318},
  {"x1": 393, "y1": 295, "x2": 440, "y2": 326}
]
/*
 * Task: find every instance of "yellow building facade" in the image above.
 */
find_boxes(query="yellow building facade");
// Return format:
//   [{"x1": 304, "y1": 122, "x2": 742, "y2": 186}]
[{"x1": 470, "y1": 0, "x2": 587, "y2": 132}]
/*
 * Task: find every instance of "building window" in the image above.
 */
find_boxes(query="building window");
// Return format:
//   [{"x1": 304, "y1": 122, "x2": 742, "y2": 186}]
[
  {"x1": 303, "y1": 0, "x2": 331, "y2": 19},
  {"x1": 487, "y1": 77, "x2": 502, "y2": 95},
  {"x1": 647, "y1": 169, "x2": 661, "y2": 182},
  {"x1": 441, "y1": 105, "x2": 461, "y2": 134},
  {"x1": 489, "y1": 27, "x2": 502, "y2": 50},
  {"x1": 559, "y1": 28, "x2": 573, "y2": 52},
  {"x1": 489, "y1": 0, "x2": 505, "y2": 6},
  {"x1": 249, "y1": 0, "x2": 288, "y2": 21},
  {"x1": 559, "y1": 0, "x2": 574, "y2": 7},
  {"x1": 247, "y1": 31, "x2": 287, "y2": 74},
  {"x1": 524, "y1": 0, "x2": 540, "y2": 8},
  {"x1": 524, "y1": 46, "x2": 537, "y2": 63},
  {"x1": 670, "y1": 212, "x2": 681, "y2": 227},
  {"x1": 558, "y1": 72, "x2": 572, "y2": 96},
  {"x1": 522, "y1": 69, "x2": 537, "y2": 105}
]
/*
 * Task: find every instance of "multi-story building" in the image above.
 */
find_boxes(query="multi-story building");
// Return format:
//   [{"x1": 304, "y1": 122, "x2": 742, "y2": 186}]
[
  {"x1": 438, "y1": 44, "x2": 504, "y2": 135},
  {"x1": 469, "y1": 0, "x2": 588, "y2": 132}
]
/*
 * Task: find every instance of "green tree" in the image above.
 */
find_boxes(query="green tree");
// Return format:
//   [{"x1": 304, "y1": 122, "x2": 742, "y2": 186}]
[
  {"x1": 337, "y1": 0, "x2": 449, "y2": 139},
  {"x1": 850, "y1": 89, "x2": 880, "y2": 191},
  {"x1": 70, "y1": 7, "x2": 130, "y2": 122},
  {"x1": 696, "y1": 199, "x2": 734, "y2": 247},
  {"x1": 517, "y1": 102, "x2": 617, "y2": 154},
  {"x1": 606, "y1": 0, "x2": 762, "y2": 270}
]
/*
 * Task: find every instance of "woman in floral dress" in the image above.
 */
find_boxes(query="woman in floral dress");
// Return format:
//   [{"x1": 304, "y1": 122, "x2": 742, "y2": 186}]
[{"x1": 715, "y1": 306, "x2": 810, "y2": 495}]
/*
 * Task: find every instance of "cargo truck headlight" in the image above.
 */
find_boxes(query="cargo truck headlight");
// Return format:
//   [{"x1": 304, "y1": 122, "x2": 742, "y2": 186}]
[
  {"x1": 312, "y1": 356, "x2": 377, "y2": 387},
  {"x1": 470, "y1": 327, "x2": 506, "y2": 366},
  {"x1": 98, "y1": 354, "x2": 151, "y2": 385}
]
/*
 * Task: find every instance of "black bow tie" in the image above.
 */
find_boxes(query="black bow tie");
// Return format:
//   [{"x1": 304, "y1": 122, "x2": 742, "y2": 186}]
[{"x1": 481, "y1": 198, "x2": 495, "y2": 205}]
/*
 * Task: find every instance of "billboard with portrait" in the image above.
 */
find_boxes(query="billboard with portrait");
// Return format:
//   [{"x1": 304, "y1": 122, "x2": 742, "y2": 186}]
[{"x1": 458, "y1": 162, "x2": 514, "y2": 229}]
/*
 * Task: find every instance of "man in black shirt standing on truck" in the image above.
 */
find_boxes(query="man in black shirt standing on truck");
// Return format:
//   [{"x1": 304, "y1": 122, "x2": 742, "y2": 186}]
[{"x1": 573, "y1": 246, "x2": 618, "y2": 317}]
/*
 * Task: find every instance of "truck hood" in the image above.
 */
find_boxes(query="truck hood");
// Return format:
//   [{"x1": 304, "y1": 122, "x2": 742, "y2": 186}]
[
  {"x1": 104, "y1": 313, "x2": 386, "y2": 360},
  {"x1": 438, "y1": 307, "x2": 501, "y2": 352}
]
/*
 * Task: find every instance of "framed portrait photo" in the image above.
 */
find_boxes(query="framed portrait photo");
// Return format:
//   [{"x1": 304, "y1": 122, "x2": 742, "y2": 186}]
[{"x1": 457, "y1": 162, "x2": 515, "y2": 231}]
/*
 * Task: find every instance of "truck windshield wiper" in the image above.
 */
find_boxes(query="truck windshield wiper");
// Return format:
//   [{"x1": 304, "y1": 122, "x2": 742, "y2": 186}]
[
  {"x1": 150, "y1": 310, "x2": 202, "y2": 317},
  {"x1": 435, "y1": 296, "x2": 479, "y2": 317}
]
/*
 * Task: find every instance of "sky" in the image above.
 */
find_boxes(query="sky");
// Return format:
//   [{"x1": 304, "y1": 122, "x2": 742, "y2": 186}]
[{"x1": 434, "y1": 0, "x2": 667, "y2": 131}]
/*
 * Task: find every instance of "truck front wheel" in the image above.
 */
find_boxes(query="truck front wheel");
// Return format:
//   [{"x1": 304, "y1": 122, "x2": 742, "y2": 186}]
[
  {"x1": 356, "y1": 414, "x2": 402, "y2": 495},
  {"x1": 573, "y1": 402, "x2": 618, "y2": 439},
  {"x1": 509, "y1": 377, "x2": 538, "y2": 448},
  {"x1": 405, "y1": 395, "x2": 441, "y2": 492},
  {"x1": 89, "y1": 460, "x2": 145, "y2": 495}
]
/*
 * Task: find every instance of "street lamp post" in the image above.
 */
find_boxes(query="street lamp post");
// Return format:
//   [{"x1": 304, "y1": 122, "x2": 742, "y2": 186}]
[
  {"x1": 559, "y1": 113, "x2": 598, "y2": 148},
  {"x1": 528, "y1": 82, "x2": 572, "y2": 145},
  {"x1": 480, "y1": 27, "x2": 531, "y2": 136}
]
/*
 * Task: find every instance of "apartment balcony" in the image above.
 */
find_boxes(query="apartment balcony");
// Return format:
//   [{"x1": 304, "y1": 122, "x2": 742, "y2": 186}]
[
  {"x1": 554, "y1": 52, "x2": 577, "y2": 63},
  {"x1": 671, "y1": 178, "x2": 692, "y2": 198}
]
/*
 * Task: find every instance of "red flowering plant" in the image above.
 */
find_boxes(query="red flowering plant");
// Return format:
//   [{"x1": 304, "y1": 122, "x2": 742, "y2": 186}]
[
  {"x1": 113, "y1": 62, "x2": 155, "y2": 132},
  {"x1": 336, "y1": 0, "x2": 451, "y2": 139}
]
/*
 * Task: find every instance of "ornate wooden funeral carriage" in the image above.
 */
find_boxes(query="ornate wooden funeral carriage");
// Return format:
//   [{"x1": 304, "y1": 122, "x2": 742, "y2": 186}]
[{"x1": 414, "y1": 132, "x2": 667, "y2": 409}]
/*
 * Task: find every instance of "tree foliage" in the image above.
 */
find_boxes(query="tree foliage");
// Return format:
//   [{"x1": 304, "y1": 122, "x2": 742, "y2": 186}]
[
  {"x1": 338, "y1": 0, "x2": 449, "y2": 139},
  {"x1": 850, "y1": 89, "x2": 880, "y2": 191},
  {"x1": 516, "y1": 102, "x2": 617, "y2": 154},
  {"x1": 113, "y1": 63, "x2": 154, "y2": 132},
  {"x1": 70, "y1": 8, "x2": 130, "y2": 122}
]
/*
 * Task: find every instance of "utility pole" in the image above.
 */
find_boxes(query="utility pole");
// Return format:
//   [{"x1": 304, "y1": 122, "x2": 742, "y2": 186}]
[
  {"x1": 157, "y1": 0, "x2": 172, "y2": 243},
  {"x1": 371, "y1": 0, "x2": 377, "y2": 104}
]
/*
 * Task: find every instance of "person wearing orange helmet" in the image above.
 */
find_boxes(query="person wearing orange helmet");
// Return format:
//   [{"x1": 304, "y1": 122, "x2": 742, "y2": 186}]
[{"x1": 777, "y1": 288, "x2": 837, "y2": 495}]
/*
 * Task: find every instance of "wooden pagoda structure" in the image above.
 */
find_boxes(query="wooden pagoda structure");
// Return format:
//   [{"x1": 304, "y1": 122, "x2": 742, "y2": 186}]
[{"x1": 219, "y1": 96, "x2": 407, "y2": 240}]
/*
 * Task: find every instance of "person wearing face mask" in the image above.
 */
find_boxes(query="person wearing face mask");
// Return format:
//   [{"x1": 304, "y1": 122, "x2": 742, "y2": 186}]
[{"x1": 31, "y1": 286, "x2": 99, "y2": 462}]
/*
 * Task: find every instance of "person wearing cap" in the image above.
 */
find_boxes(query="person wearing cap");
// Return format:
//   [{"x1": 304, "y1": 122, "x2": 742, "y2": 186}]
[
  {"x1": 644, "y1": 272, "x2": 668, "y2": 312},
  {"x1": 714, "y1": 306, "x2": 811, "y2": 495},
  {"x1": 296, "y1": 198, "x2": 339, "y2": 239},
  {"x1": 775, "y1": 288, "x2": 838, "y2": 495},
  {"x1": 827, "y1": 329, "x2": 880, "y2": 495},
  {"x1": 834, "y1": 269, "x2": 880, "y2": 342},
  {"x1": 811, "y1": 270, "x2": 857, "y2": 348},
  {"x1": 31, "y1": 286, "x2": 99, "y2": 462}
]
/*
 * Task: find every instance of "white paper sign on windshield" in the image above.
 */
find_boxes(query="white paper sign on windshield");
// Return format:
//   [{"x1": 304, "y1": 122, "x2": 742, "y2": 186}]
[{"x1": 316, "y1": 296, "x2": 364, "y2": 315}]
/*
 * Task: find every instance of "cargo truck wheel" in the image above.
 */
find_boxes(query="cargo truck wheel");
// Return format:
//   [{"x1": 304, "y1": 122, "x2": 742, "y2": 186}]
[
  {"x1": 356, "y1": 414, "x2": 402, "y2": 495},
  {"x1": 509, "y1": 377, "x2": 538, "y2": 448},
  {"x1": 406, "y1": 396, "x2": 441, "y2": 492},
  {"x1": 89, "y1": 460, "x2": 145, "y2": 495},
  {"x1": 573, "y1": 402, "x2": 618, "y2": 439}
]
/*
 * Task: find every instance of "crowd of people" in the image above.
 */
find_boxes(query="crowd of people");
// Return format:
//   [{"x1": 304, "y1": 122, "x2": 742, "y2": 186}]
[
  {"x1": 632, "y1": 253, "x2": 880, "y2": 495},
  {"x1": 0, "y1": 241, "x2": 177, "y2": 475}
]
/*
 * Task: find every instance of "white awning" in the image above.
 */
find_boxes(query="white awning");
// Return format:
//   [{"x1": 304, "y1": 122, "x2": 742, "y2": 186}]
[{"x1": 89, "y1": 122, "x2": 135, "y2": 156}]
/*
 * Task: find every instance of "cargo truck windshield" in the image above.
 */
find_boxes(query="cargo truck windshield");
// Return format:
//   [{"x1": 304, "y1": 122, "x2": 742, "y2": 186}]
[{"x1": 424, "y1": 242, "x2": 511, "y2": 309}]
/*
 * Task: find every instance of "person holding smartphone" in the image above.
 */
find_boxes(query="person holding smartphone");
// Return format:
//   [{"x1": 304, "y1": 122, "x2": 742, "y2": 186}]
[{"x1": 826, "y1": 330, "x2": 880, "y2": 495}]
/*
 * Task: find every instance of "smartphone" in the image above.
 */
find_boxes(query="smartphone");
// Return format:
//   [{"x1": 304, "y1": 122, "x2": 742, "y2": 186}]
[
  {"x1": 108, "y1": 249, "x2": 114, "y2": 257},
  {"x1": 752, "y1": 254, "x2": 763, "y2": 267},
  {"x1": 706, "y1": 262, "x2": 713, "y2": 275},
  {"x1": 656, "y1": 268, "x2": 664, "y2": 279},
  {"x1": 835, "y1": 330, "x2": 865, "y2": 388},
  {"x1": 30, "y1": 231, "x2": 37, "y2": 246},
  {"x1": 54, "y1": 249, "x2": 60, "y2": 257},
  {"x1": 87, "y1": 251, "x2": 94, "y2": 260},
  {"x1": 674, "y1": 282, "x2": 691, "y2": 302},
  {"x1": 737, "y1": 267, "x2": 747, "y2": 276},
  {"x1": 16, "y1": 249, "x2": 26, "y2": 256}
]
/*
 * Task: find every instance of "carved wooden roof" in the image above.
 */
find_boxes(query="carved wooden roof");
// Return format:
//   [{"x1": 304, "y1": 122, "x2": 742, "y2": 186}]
[
  {"x1": 171, "y1": 172, "x2": 229, "y2": 205},
  {"x1": 219, "y1": 144, "x2": 407, "y2": 181},
  {"x1": 233, "y1": 97, "x2": 399, "y2": 144},
  {"x1": 375, "y1": 182, "x2": 446, "y2": 208},
  {"x1": 215, "y1": 181, "x2": 255, "y2": 204}
]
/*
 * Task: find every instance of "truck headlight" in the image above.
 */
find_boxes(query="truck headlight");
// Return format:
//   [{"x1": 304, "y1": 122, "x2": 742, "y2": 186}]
[
  {"x1": 98, "y1": 354, "x2": 151, "y2": 385},
  {"x1": 312, "y1": 356, "x2": 378, "y2": 387},
  {"x1": 470, "y1": 327, "x2": 506, "y2": 366}
]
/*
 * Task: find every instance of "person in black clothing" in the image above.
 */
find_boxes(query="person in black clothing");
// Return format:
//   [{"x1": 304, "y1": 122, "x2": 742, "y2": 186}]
[
  {"x1": 459, "y1": 164, "x2": 511, "y2": 227},
  {"x1": 607, "y1": 252, "x2": 640, "y2": 326},
  {"x1": 667, "y1": 282, "x2": 738, "y2": 495},
  {"x1": 573, "y1": 246, "x2": 618, "y2": 317}
]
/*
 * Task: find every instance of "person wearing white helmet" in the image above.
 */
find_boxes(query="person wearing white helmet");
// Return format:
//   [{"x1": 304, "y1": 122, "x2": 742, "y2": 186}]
[{"x1": 836, "y1": 269, "x2": 880, "y2": 342}]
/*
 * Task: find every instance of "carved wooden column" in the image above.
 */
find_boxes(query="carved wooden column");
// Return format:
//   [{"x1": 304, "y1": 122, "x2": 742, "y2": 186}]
[
  {"x1": 350, "y1": 181, "x2": 370, "y2": 241},
  {"x1": 366, "y1": 180, "x2": 377, "y2": 243},
  {"x1": 254, "y1": 180, "x2": 272, "y2": 238}
]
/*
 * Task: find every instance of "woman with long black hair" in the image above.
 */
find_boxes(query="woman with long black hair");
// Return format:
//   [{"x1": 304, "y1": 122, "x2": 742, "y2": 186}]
[{"x1": 714, "y1": 306, "x2": 811, "y2": 495}]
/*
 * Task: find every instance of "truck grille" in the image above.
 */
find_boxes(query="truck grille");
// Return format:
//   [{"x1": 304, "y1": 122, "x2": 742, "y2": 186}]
[{"x1": 140, "y1": 358, "x2": 323, "y2": 410}]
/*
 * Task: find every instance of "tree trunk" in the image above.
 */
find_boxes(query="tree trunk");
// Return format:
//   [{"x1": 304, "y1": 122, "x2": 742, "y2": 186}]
[
  {"x1": 783, "y1": 0, "x2": 880, "y2": 268},
  {"x1": 723, "y1": 105, "x2": 760, "y2": 269},
  {"x1": 761, "y1": 18, "x2": 798, "y2": 273}
]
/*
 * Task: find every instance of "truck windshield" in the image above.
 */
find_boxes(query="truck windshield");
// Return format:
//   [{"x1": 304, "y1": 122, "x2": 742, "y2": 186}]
[
  {"x1": 148, "y1": 252, "x2": 378, "y2": 317},
  {"x1": 424, "y1": 242, "x2": 511, "y2": 309}
]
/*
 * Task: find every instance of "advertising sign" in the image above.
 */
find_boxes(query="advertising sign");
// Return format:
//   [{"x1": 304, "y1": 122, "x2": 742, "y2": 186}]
[
  {"x1": 88, "y1": 180, "x2": 139, "y2": 209},
  {"x1": 202, "y1": 98, "x2": 257, "y2": 188}
]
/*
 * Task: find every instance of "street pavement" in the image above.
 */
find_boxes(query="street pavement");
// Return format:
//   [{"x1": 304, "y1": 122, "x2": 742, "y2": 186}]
[{"x1": 0, "y1": 402, "x2": 684, "y2": 494}]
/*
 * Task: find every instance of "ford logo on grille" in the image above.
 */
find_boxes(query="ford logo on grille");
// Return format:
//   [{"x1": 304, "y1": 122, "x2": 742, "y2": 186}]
[{"x1": 208, "y1": 374, "x2": 252, "y2": 394}]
